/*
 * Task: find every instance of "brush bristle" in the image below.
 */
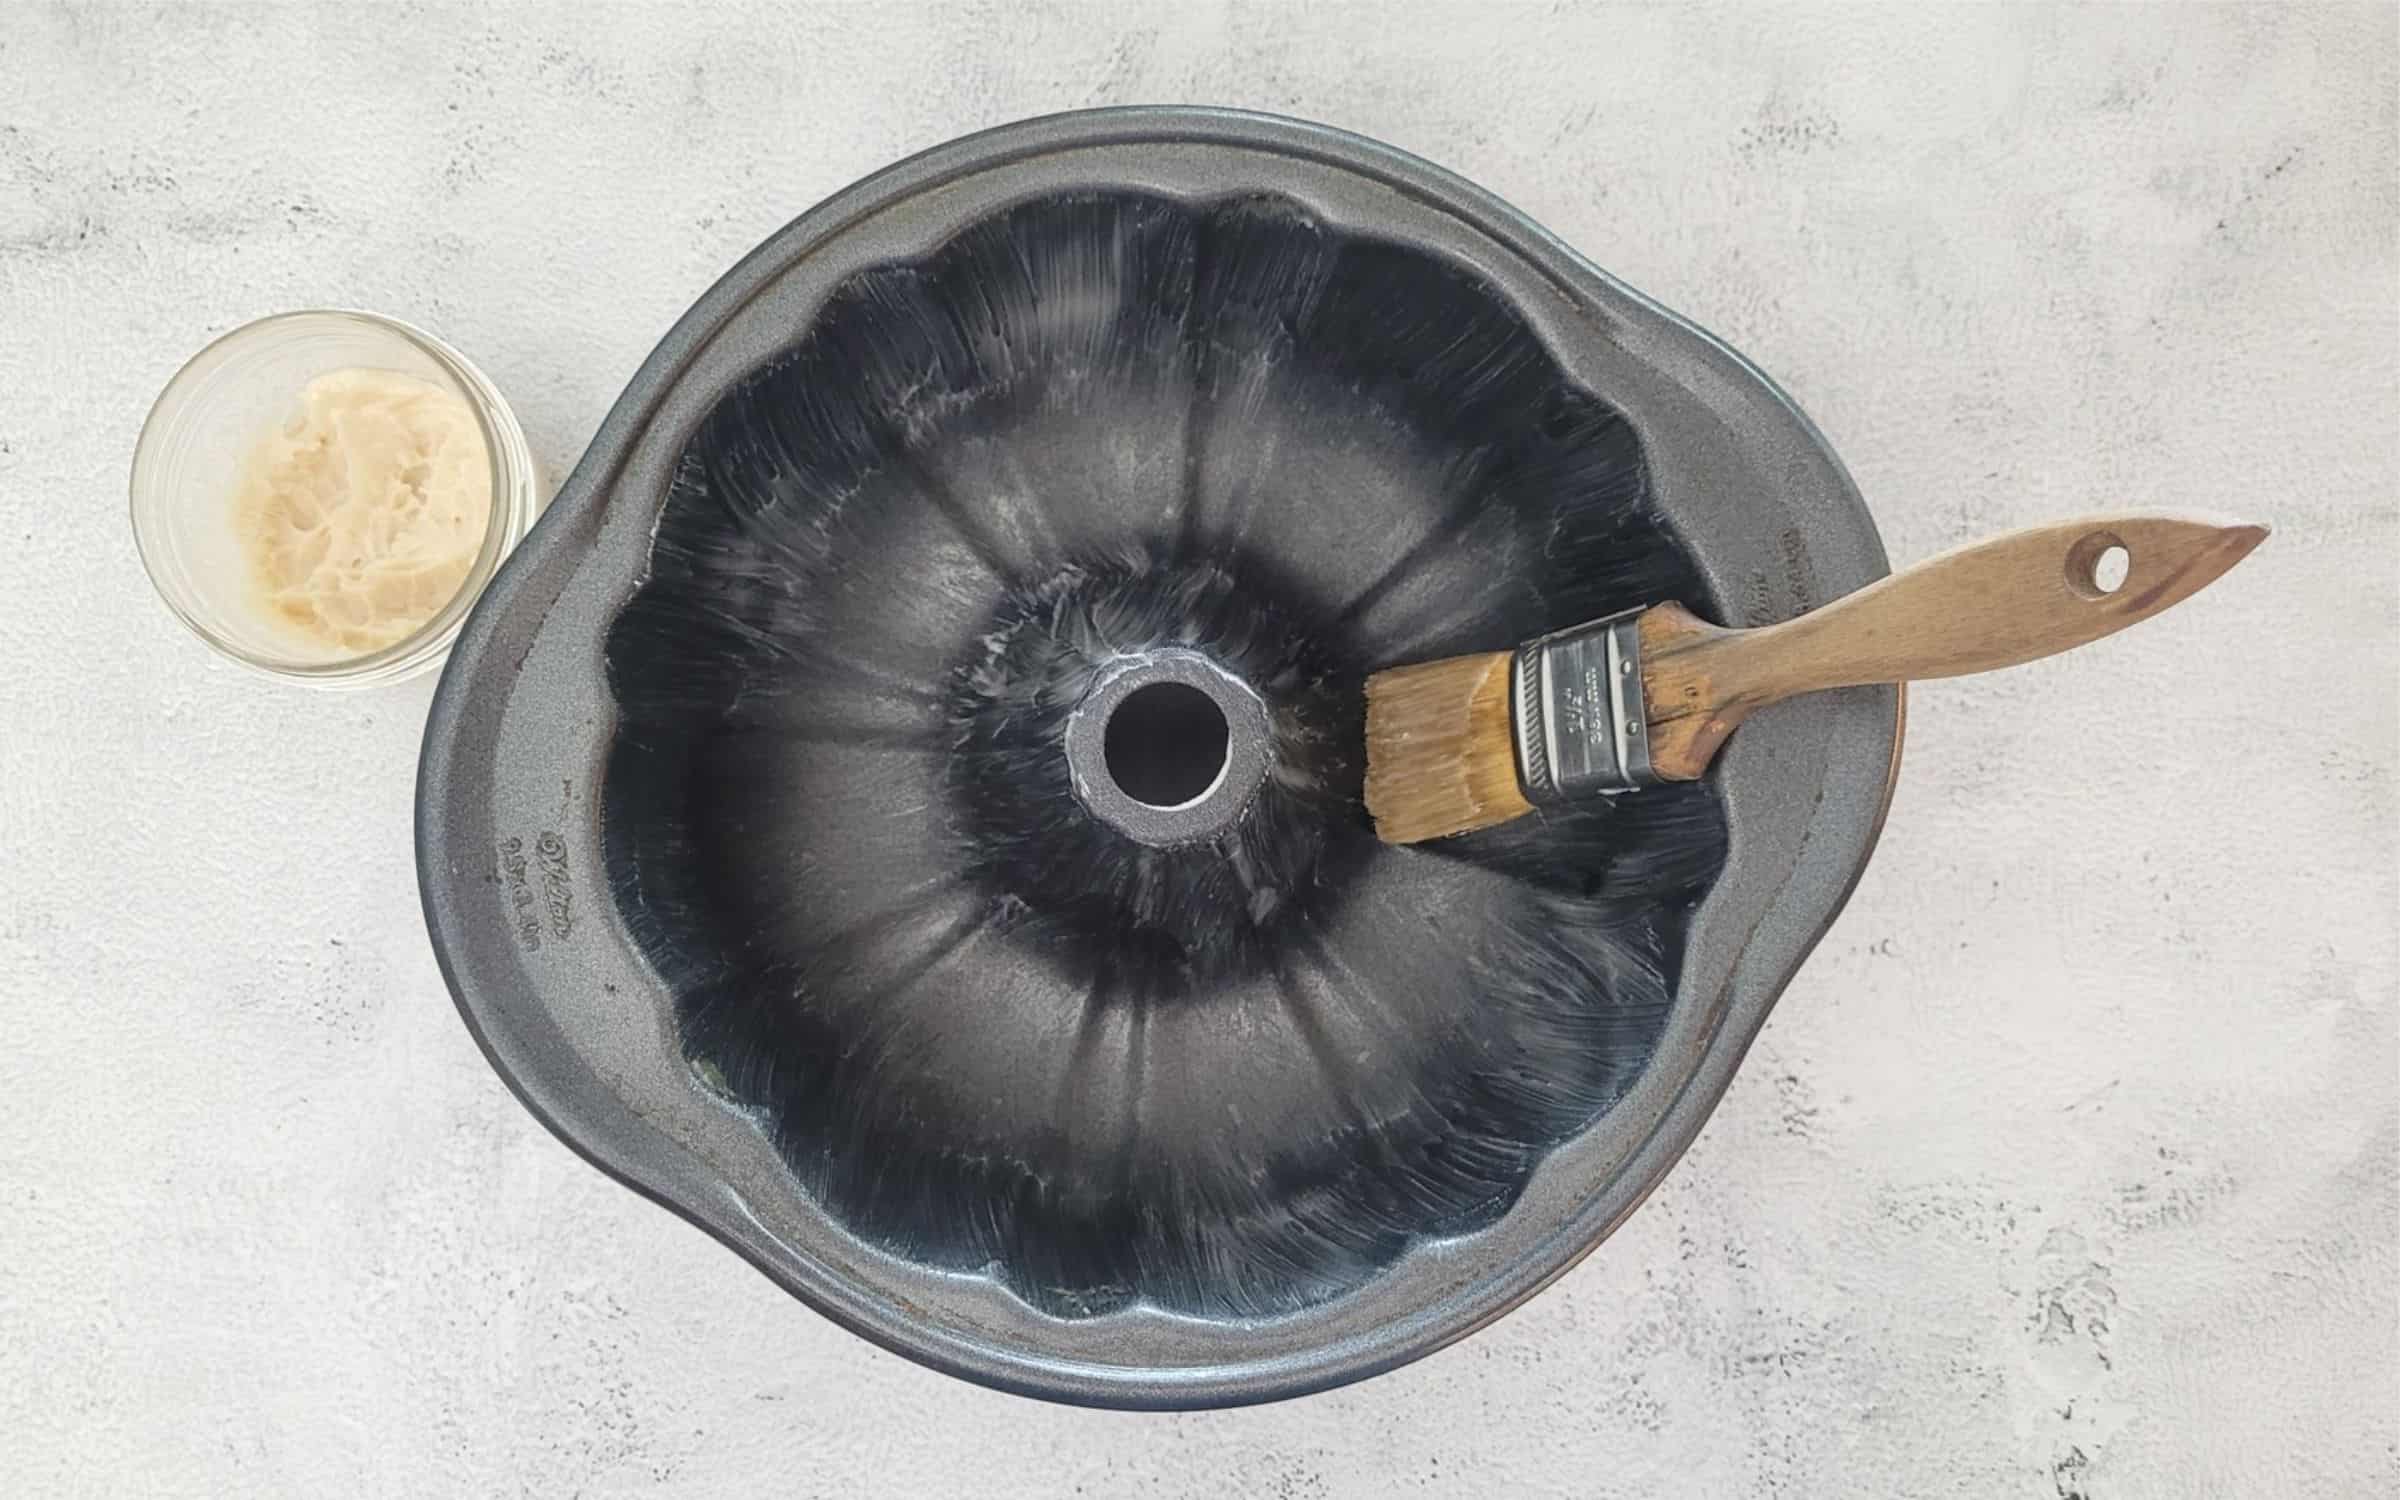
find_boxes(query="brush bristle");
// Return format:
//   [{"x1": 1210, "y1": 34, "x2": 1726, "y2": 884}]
[{"x1": 1363, "y1": 650, "x2": 1532, "y2": 843}]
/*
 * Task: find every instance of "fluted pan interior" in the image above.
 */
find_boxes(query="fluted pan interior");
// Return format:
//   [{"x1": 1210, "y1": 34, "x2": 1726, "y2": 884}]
[{"x1": 600, "y1": 190, "x2": 1728, "y2": 1319}]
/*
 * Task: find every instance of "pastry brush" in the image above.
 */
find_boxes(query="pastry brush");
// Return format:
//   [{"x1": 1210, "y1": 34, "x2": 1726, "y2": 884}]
[{"x1": 1362, "y1": 512, "x2": 2267, "y2": 844}]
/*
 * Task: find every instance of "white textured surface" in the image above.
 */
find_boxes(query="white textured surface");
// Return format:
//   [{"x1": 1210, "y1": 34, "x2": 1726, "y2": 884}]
[{"x1": 3, "y1": 3, "x2": 2394, "y2": 1494}]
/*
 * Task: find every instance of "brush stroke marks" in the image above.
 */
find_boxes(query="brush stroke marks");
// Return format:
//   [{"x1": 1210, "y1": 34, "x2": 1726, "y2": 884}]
[{"x1": 600, "y1": 190, "x2": 1727, "y2": 1318}]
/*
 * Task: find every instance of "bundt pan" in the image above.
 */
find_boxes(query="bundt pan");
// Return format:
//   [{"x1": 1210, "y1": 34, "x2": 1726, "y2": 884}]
[{"x1": 416, "y1": 108, "x2": 1901, "y2": 1407}]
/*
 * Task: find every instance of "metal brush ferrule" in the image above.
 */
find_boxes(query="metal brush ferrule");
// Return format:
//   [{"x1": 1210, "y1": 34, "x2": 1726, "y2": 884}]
[{"x1": 1511, "y1": 607, "x2": 1655, "y2": 802}]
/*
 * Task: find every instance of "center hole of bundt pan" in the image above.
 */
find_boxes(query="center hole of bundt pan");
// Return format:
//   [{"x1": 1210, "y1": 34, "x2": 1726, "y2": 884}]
[
  {"x1": 1104, "y1": 682, "x2": 1229, "y2": 808},
  {"x1": 1064, "y1": 648, "x2": 1273, "y2": 847}
]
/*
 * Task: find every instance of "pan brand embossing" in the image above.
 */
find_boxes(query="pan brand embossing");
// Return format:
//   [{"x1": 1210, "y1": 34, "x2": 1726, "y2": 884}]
[
  {"x1": 499, "y1": 832, "x2": 575, "y2": 949},
  {"x1": 535, "y1": 831, "x2": 575, "y2": 940},
  {"x1": 499, "y1": 837, "x2": 542, "y2": 951},
  {"x1": 1779, "y1": 525, "x2": 1820, "y2": 610}
]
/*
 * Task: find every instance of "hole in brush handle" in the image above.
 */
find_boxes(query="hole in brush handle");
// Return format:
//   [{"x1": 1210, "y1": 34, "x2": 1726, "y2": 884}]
[{"x1": 2065, "y1": 530, "x2": 2133, "y2": 600}]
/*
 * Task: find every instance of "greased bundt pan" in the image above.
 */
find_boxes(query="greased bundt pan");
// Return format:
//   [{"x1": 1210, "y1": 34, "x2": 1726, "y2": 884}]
[{"x1": 416, "y1": 108, "x2": 1902, "y2": 1408}]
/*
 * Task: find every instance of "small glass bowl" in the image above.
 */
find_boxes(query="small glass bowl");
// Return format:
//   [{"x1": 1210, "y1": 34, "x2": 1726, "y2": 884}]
[{"x1": 131, "y1": 310, "x2": 538, "y2": 687}]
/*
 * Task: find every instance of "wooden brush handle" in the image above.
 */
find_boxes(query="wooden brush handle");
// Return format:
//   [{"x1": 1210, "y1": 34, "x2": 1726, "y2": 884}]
[{"x1": 1638, "y1": 512, "x2": 2269, "y2": 780}]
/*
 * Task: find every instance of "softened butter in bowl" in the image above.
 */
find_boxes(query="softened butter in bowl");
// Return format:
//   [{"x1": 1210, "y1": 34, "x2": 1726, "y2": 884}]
[
  {"x1": 132, "y1": 310, "x2": 537, "y2": 687},
  {"x1": 235, "y1": 369, "x2": 491, "y2": 655}
]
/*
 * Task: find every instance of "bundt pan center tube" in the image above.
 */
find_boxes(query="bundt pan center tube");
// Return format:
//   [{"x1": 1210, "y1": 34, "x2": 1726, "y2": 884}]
[{"x1": 415, "y1": 108, "x2": 1902, "y2": 1408}]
